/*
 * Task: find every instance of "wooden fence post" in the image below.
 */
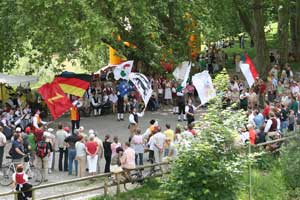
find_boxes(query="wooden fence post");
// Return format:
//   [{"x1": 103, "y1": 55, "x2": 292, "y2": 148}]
[
  {"x1": 32, "y1": 188, "x2": 35, "y2": 200},
  {"x1": 104, "y1": 176, "x2": 108, "y2": 196},
  {"x1": 14, "y1": 192, "x2": 18, "y2": 200},
  {"x1": 115, "y1": 173, "x2": 120, "y2": 194}
]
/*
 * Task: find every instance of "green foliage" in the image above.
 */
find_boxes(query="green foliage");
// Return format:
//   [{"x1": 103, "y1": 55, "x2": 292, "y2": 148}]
[
  {"x1": 239, "y1": 167, "x2": 287, "y2": 200},
  {"x1": 91, "y1": 179, "x2": 166, "y2": 200},
  {"x1": 212, "y1": 68, "x2": 230, "y2": 92},
  {"x1": 281, "y1": 137, "x2": 300, "y2": 190},
  {"x1": 161, "y1": 73, "x2": 248, "y2": 200}
]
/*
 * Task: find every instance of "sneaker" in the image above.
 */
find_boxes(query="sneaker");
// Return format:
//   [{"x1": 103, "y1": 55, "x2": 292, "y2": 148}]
[{"x1": 48, "y1": 169, "x2": 52, "y2": 174}]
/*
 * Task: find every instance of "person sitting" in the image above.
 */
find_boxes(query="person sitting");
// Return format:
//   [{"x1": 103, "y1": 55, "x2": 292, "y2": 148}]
[
  {"x1": 264, "y1": 112, "x2": 278, "y2": 140},
  {"x1": 12, "y1": 164, "x2": 32, "y2": 200}
]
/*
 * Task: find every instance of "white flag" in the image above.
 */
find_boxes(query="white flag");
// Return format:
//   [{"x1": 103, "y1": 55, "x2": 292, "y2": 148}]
[
  {"x1": 192, "y1": 70, "x2": 216, "y2": 104},
  {"x1": 172, "y1": 61, "x2": 191, "y2": 88},
  {"x1": 113, "y1": 60, "x2": 134, "y2": 80},
  {"x1": 129, "y1": 73, "x2": 153, "y2": 106}
]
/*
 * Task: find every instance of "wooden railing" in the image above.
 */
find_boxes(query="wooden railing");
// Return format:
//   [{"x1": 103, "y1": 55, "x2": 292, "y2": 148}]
[{"x1": 0, "y1": 162, "x2": 169, "y2": 200}]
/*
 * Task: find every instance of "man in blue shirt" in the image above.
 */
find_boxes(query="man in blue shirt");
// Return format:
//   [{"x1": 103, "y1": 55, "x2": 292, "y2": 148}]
[
  {"x1": 253, "y1": 110, "x2": 264, "y2": 129},
  {"x1": 11, "y1": 132, "x2": 26, "y2": 163}
]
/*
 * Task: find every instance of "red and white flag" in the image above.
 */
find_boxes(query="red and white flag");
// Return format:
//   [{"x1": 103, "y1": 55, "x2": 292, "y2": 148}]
[
  {"x1": 239, "y1": 54, "x2": 259, "y2": 87},
  {"x1": 113, "y1": 60, "x2": 134, "y2": 80}
]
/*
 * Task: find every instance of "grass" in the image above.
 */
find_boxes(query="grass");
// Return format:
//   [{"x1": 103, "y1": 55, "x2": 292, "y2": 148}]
[
  {"x1": 91, "y1": 178, "x2": 166, "y2": 200},
  {"x1": 221, "y1": 22, "x2": 300, "y2": 73}
]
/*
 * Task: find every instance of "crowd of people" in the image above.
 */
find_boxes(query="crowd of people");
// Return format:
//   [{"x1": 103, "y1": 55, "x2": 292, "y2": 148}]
[
  {"x1": 227, "y1": 63, "x2": 300, "y2": 150},
  {"x1": 0, "y1": 46, "x2": 299, "y2": 199}
]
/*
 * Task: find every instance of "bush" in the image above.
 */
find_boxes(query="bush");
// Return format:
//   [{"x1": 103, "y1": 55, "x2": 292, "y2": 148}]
[
  {"x1": 281, "y1": 137, "x2": 300, "y2": 190},
  {"x1": 161, "y1": 83, "x2": 248, "y2": 200}
]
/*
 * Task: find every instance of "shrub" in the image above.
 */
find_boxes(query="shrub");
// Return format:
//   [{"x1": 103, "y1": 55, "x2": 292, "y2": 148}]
[
  {"x1": 281, "y1": 137, "x2": 300, "y2": 190},
  {"x1": 162, "y1": 86, "x2": 248, "y2": 200}
]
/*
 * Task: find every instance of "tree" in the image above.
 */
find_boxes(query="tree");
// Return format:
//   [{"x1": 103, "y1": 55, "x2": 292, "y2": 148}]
[
  {"x1": 290, "y1": 0, "x2": 300, "y2": 61},
  {"x1": 233, "y1": 0, "x2": 270, "y2": 78},
  {"x1": 276, "y1": 0, "x2": 290, "y2": 64}
]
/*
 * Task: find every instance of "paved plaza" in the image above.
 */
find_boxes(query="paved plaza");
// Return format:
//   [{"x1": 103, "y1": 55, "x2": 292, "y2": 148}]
[{"x1": 0, "y1": 107, "x2": 203, "y2": 199}]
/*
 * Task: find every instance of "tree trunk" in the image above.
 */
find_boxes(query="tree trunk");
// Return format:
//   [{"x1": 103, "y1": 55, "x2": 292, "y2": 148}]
[
  {"x1": 252, "y1": 0, "x2": 270, "y2": 79},
  {"x1": 296, "y1": 0, "x2": 300, "y2": 61},
  {"x1": 290, "y1": 13, "x2": 297, "y2": 59},
  {"x1": 277, "y1": 3, "x2": 289, "y2": 64}
]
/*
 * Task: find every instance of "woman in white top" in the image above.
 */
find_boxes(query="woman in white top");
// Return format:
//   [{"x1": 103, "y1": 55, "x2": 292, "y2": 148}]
[
  {"x1": 75, "y1": 135, "x2": 86, "y2": 177},
  {"x1": 131, "y1": 129, "x2": 144, "y2": 165},
  {"x1": 164, "y1": 80, "x2": 172, "y2": 104}
]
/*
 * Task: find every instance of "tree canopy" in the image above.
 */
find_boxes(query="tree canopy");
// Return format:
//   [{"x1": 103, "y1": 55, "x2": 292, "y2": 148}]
[{"x1": 0, "y1": 0, "x2": 299, "y2": 76}]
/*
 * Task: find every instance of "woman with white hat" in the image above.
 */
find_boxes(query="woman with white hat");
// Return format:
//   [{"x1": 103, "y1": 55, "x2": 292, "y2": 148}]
[{"x1": 45, "y1": 128, "x2": 55, "y2": 174}]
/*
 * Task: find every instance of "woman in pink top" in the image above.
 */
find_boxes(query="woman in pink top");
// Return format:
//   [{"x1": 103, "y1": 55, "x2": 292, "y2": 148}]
[
  {"x1": 120, "y1": 142, "x2": 136, "y2": 170},
  {"x1": 111, "y1": 136, "x2": 121, "y2": 158},
  {"x1": 131, "y1": 129, "x2": 144, "y2": 165}
]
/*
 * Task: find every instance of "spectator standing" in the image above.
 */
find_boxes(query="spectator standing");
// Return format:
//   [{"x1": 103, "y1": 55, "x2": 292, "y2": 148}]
[
  {"x1": 0, "y1": 126, "x2": 7, "y2": 168},
  {"x1": 111, "y1": 136, "x2": 121, "y2": 158},
  {"x1": 163, "y1": 124, "x2": 174, "y2": 156},
  {"x1": 36, "y1": 135, "x2": 50, "y2": 182},
  {"x1": 93, "y1": 130, "x2": 104, "y2": 174},
  {"x1": 152, "y1": 126, "x2": 166, "y2": 163},
  {"x1": 131, "y1": 129, "x2": 144, "y2": 165},
  {"x1": 64, "y1": 130, "x2": 79, "y2": 176},
  {"x1": 85, "y1": 134, "x2": 99, "y2": 176},
  {"x1": 120, "y1": 142, "x2": 136, "y2": 170},
  {"x1": 56, "y1": 124, "x2": 68, "y2": 171},
  {"x1": 103, "y1": 135, "x2": 112, "y2": 173},
  {"x1": 11, "y1": 133, "x2": 26, "y2": 164},
  {"x1": 75, "y1": 135, "x2": 86, "y2": 177},
  {"x1": 44, "y1": 129, "x2": 55, "y2": 174},
  {"x1": 288, "y1": 110, "x2": 295, "y2": 131},
  {"x1": 25, "y1": 127, "x2": 36, "y2": 164}
]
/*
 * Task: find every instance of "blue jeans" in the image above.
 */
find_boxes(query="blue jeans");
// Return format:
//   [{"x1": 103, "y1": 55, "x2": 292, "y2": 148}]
[
  {"x1": 281, "y1": 121, "x2": 288, "y2": 133},
  {"x1": 68, "y1": 148, "x2": 78, "y2": 176}
]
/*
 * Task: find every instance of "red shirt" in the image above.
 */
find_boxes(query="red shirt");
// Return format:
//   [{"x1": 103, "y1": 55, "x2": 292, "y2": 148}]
[
  {"x1": 249, "y1": 130, "x2": 256, "y2": 145},
  {"x1": 259, "y1": 83, "x2": 266, "y2": 94},
  {"x1": 86, "y1": 141, "x2": 98, "y2": 155},
  {"x1": 34, "y1": 128, "x2": 44, "y2": 143},
  {"x1": 15, "y1": 172, "x2": 26, "y2": 184},
  {"x1": 262, "y1": 105, "x2": 270, "y2": 117},
  {"x1": 189, "y1": 129, "x2": 197, "y2": 136}
]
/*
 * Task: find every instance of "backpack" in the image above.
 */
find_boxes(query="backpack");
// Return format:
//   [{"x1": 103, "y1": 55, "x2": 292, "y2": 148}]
[{"x1": 36, "y1": 141, "x2": 48, "y2": 158}]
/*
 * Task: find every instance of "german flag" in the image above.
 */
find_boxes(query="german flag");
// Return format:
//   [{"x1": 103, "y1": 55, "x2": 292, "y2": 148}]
[{"x1": 54, "y1": 72, "x2": 91, "y2": 97}]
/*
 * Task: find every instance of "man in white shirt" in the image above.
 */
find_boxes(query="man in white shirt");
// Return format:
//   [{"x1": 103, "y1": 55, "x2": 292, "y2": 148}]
[
  {"x1": 129, "y1": 107, "x2": 145, "y2": 135},
  {"x1": 152, "y1": 126, "x2": 166, "y2": 163},
  {"x1": 0, "y1": 126, "x2": 7, "y2": 168},
  {"x1": 32, "y1": 110, "x2": 47, "y2": 129},
  {"x1": 56, "y1": 123, "x2": 68, "y2": 172},
  {"x1": 90, "y1": 91, "x2": 102, "y2": 116}
]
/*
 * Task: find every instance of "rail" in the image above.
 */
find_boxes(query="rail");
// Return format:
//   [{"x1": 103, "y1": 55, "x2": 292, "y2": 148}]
[{"x1": 0, "y1": 162, "x2": 169, "y2": 200}]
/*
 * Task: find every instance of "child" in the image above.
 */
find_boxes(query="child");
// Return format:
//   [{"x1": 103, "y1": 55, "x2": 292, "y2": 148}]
[
  {"x1": 12, "y1": 164, "x2": 32, "y2": 200},
  {"x1": 288, "y1": 110, "x2": 295, "y2": 131}
]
